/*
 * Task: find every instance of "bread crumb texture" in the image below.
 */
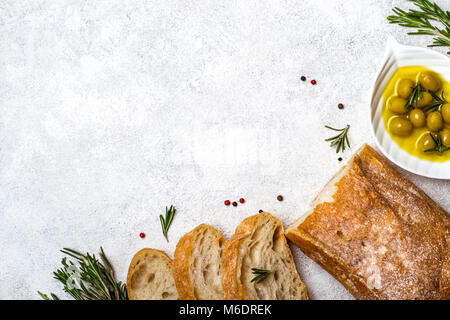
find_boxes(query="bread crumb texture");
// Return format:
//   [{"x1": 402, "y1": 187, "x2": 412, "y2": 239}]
[
  {"x1": 223, "y1": 212, "x2": 308, "y2": 300},
  {"x1": 127, "y1": 249, "x2": 178, "y2": 300}
]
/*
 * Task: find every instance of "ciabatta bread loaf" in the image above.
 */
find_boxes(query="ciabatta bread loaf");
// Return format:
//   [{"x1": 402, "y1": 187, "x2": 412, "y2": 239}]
[
  {"x1": 222, "y1": 212, "x2": 308, "y2": 300},
  {"x1": 173, "y1": 224, "x2": 226, "y2": 300},
  {"x1": 286, "y1": 144, "x2": 449, "y2": 300},
  {"x1": 127, "y1": 248, "x2": 178, "y2": 300}
]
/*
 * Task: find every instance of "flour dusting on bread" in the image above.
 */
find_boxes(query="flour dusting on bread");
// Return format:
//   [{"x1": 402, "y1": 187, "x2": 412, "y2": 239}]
[{"x1": 286, "y1": 144, "x2": 449, "y2": 300}]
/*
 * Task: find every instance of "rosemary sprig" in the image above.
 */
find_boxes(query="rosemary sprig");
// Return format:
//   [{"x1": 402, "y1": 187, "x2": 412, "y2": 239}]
[
  {"x1": 387, "y1": 0, "x2": 450, "y2": 54},
  {"x1": 424, "y1": 132, "x2": 450, "y2": 153},
  {"x1": 37, "y1": 291, "x2": 59, "y2": 300},
  {"x1": 325, "y1": 125, "x2": 351, "y2": 153},
  {"x1": 38, "y1": 247, "x2": 128, "y2": 300},
  {"x1": 424, "y1": 89, "x2": 447, "y2": 112},
  {"x1": 404, "y1": 83, "x2": 423, "y2": 109},
  {"x1": 250, "y1": 268, "x2": 271, "y2": 284},
  {"x1": 160, "y1": 205, "x2": 176, "y2": 242}
]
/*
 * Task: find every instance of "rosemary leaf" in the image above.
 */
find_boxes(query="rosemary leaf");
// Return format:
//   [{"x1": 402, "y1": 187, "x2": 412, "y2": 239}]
[
  {"x1": 387, "y1": 0, "x2": 450, "y2": 54},
  {"x1": 423, "y1": 132, "x2": 450, "y2": 153},
  {"x1": 38, "y1": 247, "x2": 128, "y2": 300},
  {"x1": 250, "y1": 268, "x2": 271, "y2": 284},
  {"x1": 404, "y1": 83, "x2": 423, "y2": 109},
  {"x1": 325, "y1": 125, "x2": 351, "y2": 153},
  {"x1": 160, "y1": 205, "x2": 176, "y2": 242}
]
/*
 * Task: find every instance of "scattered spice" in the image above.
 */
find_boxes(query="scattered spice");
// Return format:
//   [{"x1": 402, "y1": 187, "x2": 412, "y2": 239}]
[
  {"x1": 139, "y1": 232, "x2": 145, "y2": 238},
  {"x1": 239, "y1": 198, "x2": 245, "y2": 204},
  {"x1": 338, "y1": 103, "x2": 344, "y2": 109},
  {"x1": 338, "y1": 157, "x2": 343, "y2": 161},
  {"x1": 259, "y1": 209, "x2": 263, "y2": 213},
  {"x1": 277, "y1": 195, "x2": 283, "y2": 201},
  {"x1": 300, "y1": 76, "x2": 306, "y2": 81},
  {"x1": 224, "y1": 200, "x2": 231, "y2": 206},
  {"x1": 232, "y1": 201, "x2": 238, "y2": 207},
  {"x1": 310, "y1": 79, "x2": 317, "y2": 85}
]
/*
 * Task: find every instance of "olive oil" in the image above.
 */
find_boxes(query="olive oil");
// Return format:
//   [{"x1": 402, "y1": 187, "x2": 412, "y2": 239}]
[{"x1": 382, "y1": 66, "x2": 450, "y2": 162}]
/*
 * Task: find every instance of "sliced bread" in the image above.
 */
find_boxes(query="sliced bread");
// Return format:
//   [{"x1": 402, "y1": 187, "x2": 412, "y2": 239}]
[
  {"x1": 173, "y1": 224, "x2": 226, "y2": 299},
  {"x1": 222, "y1": 212, "x2": 308, "y2": 300},
  {"x1": 127, "y1": 248, "x2": 178, "y2": 300}
]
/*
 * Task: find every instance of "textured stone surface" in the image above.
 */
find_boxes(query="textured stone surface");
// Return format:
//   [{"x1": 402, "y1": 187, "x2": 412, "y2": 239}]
[{"x1": 0, "y1": 0, "x2": 449, "y2": 300}]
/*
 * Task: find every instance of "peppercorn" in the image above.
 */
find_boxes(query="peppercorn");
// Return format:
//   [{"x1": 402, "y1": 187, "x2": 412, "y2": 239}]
[
  {"x1": 338, "y1": 157, "x2": 343, "y2": 161},
  {"x1": 224, "y1": 200, "x2": 231, "y2": 206},
  {"x1": 277, "y1": 195, "x2": 283, "y2": 201},
  {"x1": 310, "y1": 79, "x2": 317, "y2": 85},
  {"x1": 259, "y1": 209, "x2": 263, "y2": 213},
  {"x1": 300, "y1": 76, "x2": 306, "y2": 81},
  {"x1": 239, "y1": 198, "x2": 245, "y2": 204},
  {"x1": 338, "y1": 103, "x2": 344, "y2": 109},
  {"x1": 232, "y1": 201, "x2": 238, "y2": 207},
  {"x1": 139, "y1": 232, "x2": 145, "y2": 238}
]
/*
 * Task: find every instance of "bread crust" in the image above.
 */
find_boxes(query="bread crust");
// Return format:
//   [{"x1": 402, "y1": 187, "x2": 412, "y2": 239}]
[
  {"x1": 173, "y1": 224, "x2": 226, "y2": 300},
  {"x1": 126, "y1": 248, "x2": 175, "y2": 300},
  {"x1": 222, "y1": 212, "x2": 308, "y2": 300},
  {"x1": 286, "y1": 144, "x2": 449, "y2": 300}
]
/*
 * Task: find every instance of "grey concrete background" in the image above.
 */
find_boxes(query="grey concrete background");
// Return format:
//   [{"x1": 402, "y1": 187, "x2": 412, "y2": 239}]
[{"x1": 1, "y1": 0, "x2": 449, "y2": 300}]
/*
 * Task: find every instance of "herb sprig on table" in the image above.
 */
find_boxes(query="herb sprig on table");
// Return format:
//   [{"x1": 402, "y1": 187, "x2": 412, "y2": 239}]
[
  {"x1": 387, "y1": 0, "x2": 450, "y2": 54},
  {"x1": 38, "y1": 247, "x2": 128, "y2": 300},
  {"x1": 160, "y1": 205, "x2": 176, "y2": 242},
  {"x1": 325, "y1": 125, "x2": 351, "y2": 153}
]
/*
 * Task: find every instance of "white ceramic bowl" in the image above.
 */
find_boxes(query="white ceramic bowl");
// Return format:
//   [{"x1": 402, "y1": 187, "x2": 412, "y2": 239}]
[{"x1": 369, "y1": 36, "x2": 450, "y2": 179}]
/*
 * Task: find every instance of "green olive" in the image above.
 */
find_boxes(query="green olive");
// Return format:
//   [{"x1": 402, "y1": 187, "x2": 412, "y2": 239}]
[
  {"x1": 441, "y1": 103, "x2": 450, "y2": 124},
  {"x1": 417, "y1": 71, "x2": 441, "y2": 92},
  {"x1": 414, "y1": 91, "x2": 433, "y2": 108},
  {"x1": 387, "y1": 96, "x2": 408, "y2": 114},
  {"x1": 409, "y1": 108, "x2": 426, "y2": 127},
  {"x1": 389, "y1": 117, "x2": 413, "y2": 136},
  {"x1": 417, "y1": 132, "x2": 437, "y2": 153},
  {"x1": 440, "y1": 129, "x2": 450, "y2": 147},
  {"x1": 427, "y1": 111, "x2": 443, "y2": 132},
  {"x1": 396, "y1": 78, "x2": 414, "y2": 99}
]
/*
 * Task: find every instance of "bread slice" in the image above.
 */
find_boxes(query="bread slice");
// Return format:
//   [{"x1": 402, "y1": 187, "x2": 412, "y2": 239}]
[
  {"x1": 222, "y1": 212, "x2": 308, "y2": 300},
  {"x1": 173, "y1": 224, "x2": 226, "y2": 299},
  {"x1": 285, "y1": 144, "x2": 449, "y2": 300},
  {"x1": 127, "y1": 248, "x2": 178, "y2": 300}
]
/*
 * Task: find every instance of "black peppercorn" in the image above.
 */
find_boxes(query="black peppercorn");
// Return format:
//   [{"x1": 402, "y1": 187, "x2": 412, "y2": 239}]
[
  {"x1": 277, "y1": 195, "x2": 283, "y2": 201},
  {"x1": 232, "y1": 201, "x2": 238, "y2": 207},
  {"x1": 338, "y1": 103, "x2": 344, "y2": 109},
  {"x1": 300, "y1": 76, "x2": 306, "y2": 81},
  {"x1": 259, "y1": 209, "x2": 263, "y2": 213}
]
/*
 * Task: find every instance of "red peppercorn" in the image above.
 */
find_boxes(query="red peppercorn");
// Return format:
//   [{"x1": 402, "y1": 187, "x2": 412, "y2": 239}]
[
  {"x1": 311, "y1": 79, "x2": 317, "y2": 85},
  {"x1": 224, "y1": 200, "x2": 231, "y2": 206},
  {"x1": 139, "y1": 232, "x2": 145, "y2": 238},
  {"x1": 239, "y1": 198, "x2": 245, "y2": 204}
]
